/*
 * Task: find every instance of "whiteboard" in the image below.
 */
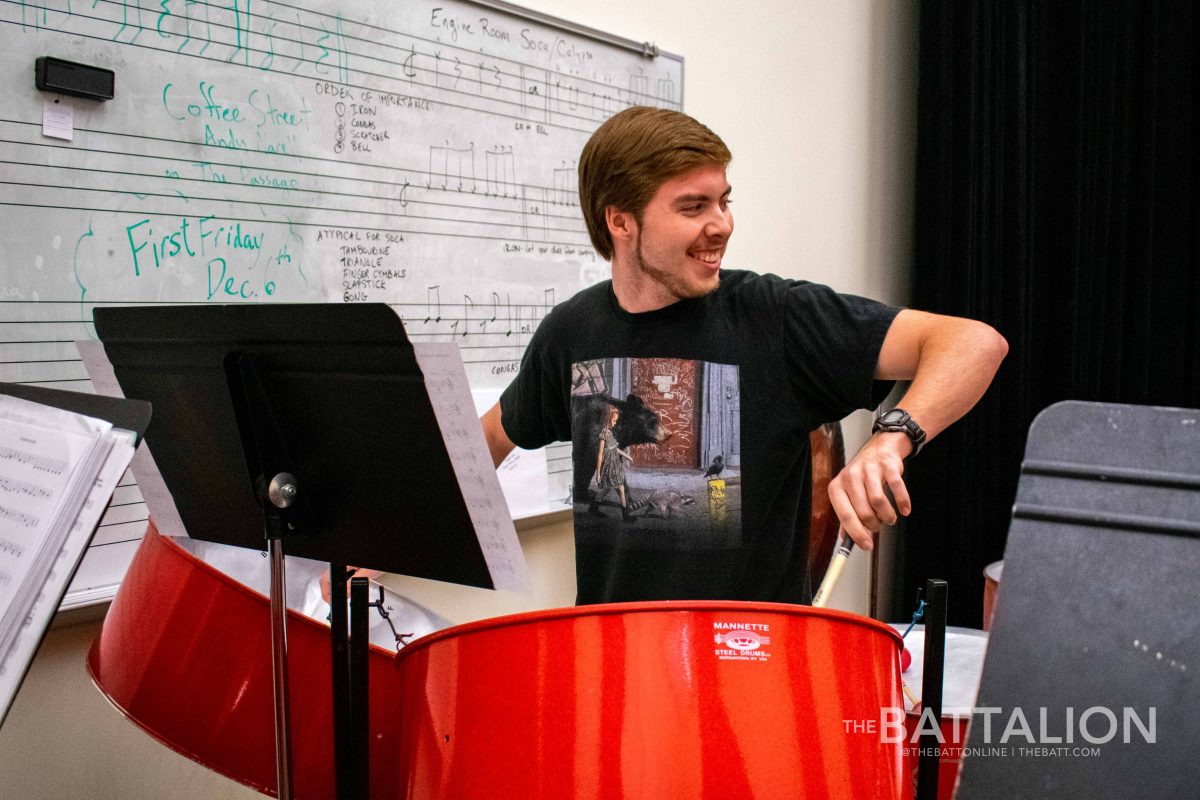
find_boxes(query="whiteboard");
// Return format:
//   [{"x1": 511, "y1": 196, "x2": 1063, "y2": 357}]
[{"x1": 0, "y1": 0, "x2": 683, "y2": 606}]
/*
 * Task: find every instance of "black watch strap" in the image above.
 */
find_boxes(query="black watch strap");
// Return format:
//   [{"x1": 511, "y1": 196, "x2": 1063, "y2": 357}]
[{"x1": 872, "y1": 408, "x2": 927, "y2": 457}]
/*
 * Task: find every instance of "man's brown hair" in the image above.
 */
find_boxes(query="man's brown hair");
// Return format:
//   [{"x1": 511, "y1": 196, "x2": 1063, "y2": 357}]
[{"x1": 578, "y1": 107, "x2": 731, "y2": 261}]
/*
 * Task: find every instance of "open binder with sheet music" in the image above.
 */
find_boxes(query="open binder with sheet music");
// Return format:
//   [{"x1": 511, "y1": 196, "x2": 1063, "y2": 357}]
[{"x1": 0, "y1": 384, "x2": 149, "y2": 726}]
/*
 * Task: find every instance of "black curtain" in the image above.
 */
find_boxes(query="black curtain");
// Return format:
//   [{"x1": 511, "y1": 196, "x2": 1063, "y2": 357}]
[{"x1": 904, "y1": 0, "x2": 1199, "y2": 626}]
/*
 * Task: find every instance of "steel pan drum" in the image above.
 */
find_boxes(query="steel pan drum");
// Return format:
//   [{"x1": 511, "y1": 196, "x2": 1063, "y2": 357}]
[
  {"x1": 393, "y1": 602, "x2": 906, "y2": 799},
  {"x1": 89, "y1": 523, "x2": 450, "y2": 798}
]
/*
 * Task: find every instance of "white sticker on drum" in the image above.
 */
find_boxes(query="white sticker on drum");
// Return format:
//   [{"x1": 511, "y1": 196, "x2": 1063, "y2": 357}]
[{"x1": 713, "y1": 621, "x2": 772, "y2": 662}]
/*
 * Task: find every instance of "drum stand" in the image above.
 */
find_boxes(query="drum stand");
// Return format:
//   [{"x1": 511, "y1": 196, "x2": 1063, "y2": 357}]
[
  {"x1": 327, "y1": 564, "x2": 371, "y2": 800},
  {"x1": 916, "y1": 579, "x2": 948, "y2": 800}
]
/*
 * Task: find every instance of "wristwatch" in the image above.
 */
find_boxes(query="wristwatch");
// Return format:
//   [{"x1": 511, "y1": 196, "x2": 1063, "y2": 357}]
[{"x1": 872, "y1": 408, "x2": 927, "y2": 458}]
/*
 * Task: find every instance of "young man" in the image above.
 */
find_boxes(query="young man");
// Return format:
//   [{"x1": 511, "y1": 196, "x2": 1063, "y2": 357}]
[{"x1": 481, "y1": 107, "x2": 1007, "y2": 605}]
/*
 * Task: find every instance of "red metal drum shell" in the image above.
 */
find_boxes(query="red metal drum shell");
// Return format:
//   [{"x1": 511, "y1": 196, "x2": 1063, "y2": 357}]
[
  {"x1": 88, "y1": 524, "x2": 402, "y2": 799},
  {"x1": 393, "y1": 602, "x2": 905, "y2": 800}
]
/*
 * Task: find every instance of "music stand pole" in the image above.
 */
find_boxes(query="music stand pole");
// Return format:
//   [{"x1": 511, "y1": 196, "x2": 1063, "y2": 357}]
[
  {"x1": 232, "y1": 351, "x2": 304, "y2": 800},
  {"x1": 265, "y1": 473, "x2": 298, "y2": 800}
]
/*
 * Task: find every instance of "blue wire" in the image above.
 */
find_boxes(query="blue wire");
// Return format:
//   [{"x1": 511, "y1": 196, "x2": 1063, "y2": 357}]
[{"x1": 900, "y1": 599, "x2": 926, "y2": 639}]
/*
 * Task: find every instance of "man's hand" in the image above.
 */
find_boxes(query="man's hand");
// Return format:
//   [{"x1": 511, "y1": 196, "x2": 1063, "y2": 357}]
[
  {"x1": 827, "y1": 431, "x2": 913, "y2": 550},
  {"x1": 319, "y1": 566, "x2": 384, "y2": 603}
]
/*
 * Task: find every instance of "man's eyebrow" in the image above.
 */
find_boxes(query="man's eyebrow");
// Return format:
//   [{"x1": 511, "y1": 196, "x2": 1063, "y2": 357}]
[{"x1": 672, "y1": 187, "x2": 733, "y2": 204}]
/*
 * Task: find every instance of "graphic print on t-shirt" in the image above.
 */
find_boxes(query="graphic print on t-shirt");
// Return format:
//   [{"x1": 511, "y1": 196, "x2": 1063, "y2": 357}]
[{"x1": 570, "y1": 357, "x2": 742, "y2": 550}]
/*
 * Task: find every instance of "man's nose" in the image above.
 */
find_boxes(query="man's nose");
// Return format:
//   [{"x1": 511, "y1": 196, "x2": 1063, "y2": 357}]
[{"x1": 706, "y1": 206, "x2": 733, "y2": 238}]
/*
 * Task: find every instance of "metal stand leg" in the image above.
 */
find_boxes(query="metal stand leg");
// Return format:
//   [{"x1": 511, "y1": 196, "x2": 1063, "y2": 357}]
[
  {"x1": 269, "y1": 537, "x2": 295, "y2": 800},
  {"x1": 330, "y1": 563, "x2": 352, "y2": 800},
  {"x1": 916, "y1": 579, "x2": 948, "y2": 800},
  {"x1": 350, "y1": 576, "x2": 371, "y2": 799}
]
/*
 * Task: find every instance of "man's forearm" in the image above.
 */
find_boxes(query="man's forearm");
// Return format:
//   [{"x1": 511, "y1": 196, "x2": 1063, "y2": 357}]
[
  {"x1": 481, "y1": 402, "x2": 516, "y2": 467},
  {"x1": 831, "y1": 312, "x2": 1007, "y2": 547},
  {"x1": 877, "y1": 311, "x2": 1008, "y2": 442}
]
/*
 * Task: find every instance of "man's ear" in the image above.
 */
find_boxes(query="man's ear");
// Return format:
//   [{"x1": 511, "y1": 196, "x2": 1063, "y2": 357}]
[{"x1": 606, "y1": 206, "x2": 637, "y2": 247}]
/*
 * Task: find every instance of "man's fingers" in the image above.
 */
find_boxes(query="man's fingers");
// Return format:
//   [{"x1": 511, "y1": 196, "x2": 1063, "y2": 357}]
[
  {"x1": 864, "y1": 463, "x2": 899, "y2": 525},
  {"x1": 828, "y1": 481, "x2": 874, "y2": 552},
  {"x1": 843, "y1": 525, "x2": 874, "y2": 551},
  {"x1": 842, "y1": 472, "x2": 884, "y2": 533},
  {"x1": 320, "y1": 566, "x2": 381, "y2": 604},
  {"x1": 885, "y1": 467, "x2": 912, "y2": 516}
]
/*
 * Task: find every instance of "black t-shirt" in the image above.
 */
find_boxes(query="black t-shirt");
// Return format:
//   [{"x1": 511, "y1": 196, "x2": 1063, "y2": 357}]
[{"x1": 500, "y1": 269, "x2": 899, "y2": 604}]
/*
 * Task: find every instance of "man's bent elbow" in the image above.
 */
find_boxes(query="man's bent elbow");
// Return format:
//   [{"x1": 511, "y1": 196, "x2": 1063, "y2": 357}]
[{"x1": 976, "y1": 322, "x2": 1009, "y2": 374}]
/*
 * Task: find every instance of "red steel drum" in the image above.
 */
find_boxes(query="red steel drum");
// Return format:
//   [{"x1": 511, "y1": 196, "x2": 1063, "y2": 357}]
[
  {"x1": 982, "y1": 561, "x2": 1003, "y2": 631},
  {"x1": 88, "y1": 523, "x2": 412, "y2": 799},
  {"x1": 393, "y1": 602, "x2": 906, "y2": 799}
]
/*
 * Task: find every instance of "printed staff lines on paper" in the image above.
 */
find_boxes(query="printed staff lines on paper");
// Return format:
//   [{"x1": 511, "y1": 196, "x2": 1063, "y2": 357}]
[
  {"x1": 0, "y1": 475, "x2": 53, "y2": 500},
  {"x1": 0, "y1": 444, "x2": 67, "y2": 476},
  {"x1": 0, "y1": 504, "x2": 40, "y2": 530}
]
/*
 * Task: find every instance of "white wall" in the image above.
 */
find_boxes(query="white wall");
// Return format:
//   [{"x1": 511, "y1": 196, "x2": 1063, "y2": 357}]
[{"x1": 0, "y1": 2, "x2": 918, "y2": 796}]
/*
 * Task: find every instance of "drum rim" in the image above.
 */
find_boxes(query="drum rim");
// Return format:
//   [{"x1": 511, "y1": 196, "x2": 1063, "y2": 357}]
[
  {"x1": 397, "y1": 600, "x2": 903, "y2": 660},
  {"x1": 888, "y1": 623, "x2": 989, "y2": 640},
  {"x1": 148, "y1": 523, "x2": 402, "y2": 656},
  {"x1": 983, "y1": 559, "x2": 1003, "y2": 581}
]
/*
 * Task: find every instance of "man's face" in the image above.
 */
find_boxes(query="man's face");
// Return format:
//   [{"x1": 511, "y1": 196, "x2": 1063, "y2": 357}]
[{"x1": 629, "y1": 164, "x2": 733, "y2": 301}]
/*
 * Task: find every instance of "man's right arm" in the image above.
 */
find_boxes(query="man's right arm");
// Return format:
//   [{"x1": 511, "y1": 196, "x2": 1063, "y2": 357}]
[{"x1": 481, "y1": 401, "x2": 516, "y2": 468}]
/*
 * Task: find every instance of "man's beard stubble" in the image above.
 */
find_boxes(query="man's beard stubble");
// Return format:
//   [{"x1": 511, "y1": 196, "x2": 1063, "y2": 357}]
[{"x1": 634, "y1": 230, "x2": 720, "y2": 302}]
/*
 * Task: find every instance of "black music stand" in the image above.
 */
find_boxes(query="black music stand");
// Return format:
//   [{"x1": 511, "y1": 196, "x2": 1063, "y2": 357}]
[
  {"x1": 94, "y1": 303, "x2": 496, "y2": 800},
  {"x1": 955, "y1": 401, "x2": 1200, "y2": 799}
]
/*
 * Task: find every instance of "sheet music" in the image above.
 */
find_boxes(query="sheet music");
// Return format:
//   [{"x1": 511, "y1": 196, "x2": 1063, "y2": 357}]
[
  {"x1": 0, "y1": 394, "x2": 135, "y2": 725},
  {"x1": 413, "y1": 343, "x2": 530, "y2": 593},
  {"x1": 0, "y1": 427, "x2": 134, "y2": 725},
  {"x1": 76, "y1": 341, "x2": 189, "y2": 539},
  {"x1": 0, "y1": 399, "x2": 112, "y2": 638}
]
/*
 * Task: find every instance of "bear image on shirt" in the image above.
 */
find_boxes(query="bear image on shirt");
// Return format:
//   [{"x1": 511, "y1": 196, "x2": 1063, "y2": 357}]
[{"x1": 570, "y1": 356, "x2": 742, "y2": 551}]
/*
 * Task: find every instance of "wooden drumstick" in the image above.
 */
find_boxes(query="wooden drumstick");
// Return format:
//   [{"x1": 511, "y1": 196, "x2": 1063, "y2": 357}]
[{"x1": 811, "y1": 531, "x2": 855, "y2": 608}]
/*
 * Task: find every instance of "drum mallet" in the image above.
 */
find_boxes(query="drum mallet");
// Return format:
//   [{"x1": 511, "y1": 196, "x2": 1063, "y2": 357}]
[{"x1": 811, "y1": 530, "x2": 854, "y2": 608}]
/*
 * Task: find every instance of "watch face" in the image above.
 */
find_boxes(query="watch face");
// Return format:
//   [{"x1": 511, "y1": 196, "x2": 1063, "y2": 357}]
[{"x1": 880, "y1": 409, "x2": 907, "y2": 425}]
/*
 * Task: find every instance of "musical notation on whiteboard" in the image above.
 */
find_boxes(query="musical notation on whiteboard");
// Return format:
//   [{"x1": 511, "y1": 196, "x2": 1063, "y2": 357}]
[
  {"x1": 4, "y1": 1, "x2": 680, "y2": 132},
  {"x1": 0, "y1": 0, "x2": 679, "y2": 603}
]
